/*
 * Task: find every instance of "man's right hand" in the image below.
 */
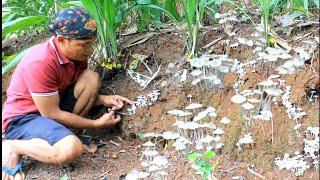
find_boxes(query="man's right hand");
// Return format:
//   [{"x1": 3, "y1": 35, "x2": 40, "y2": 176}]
[{"x1": 94, "y1": 111, "x2": 121, "y2": 129}]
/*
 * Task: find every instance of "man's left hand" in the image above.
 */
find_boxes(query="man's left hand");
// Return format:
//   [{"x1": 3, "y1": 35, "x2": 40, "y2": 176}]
[{"x1": 98, "y1": 95, "x2": 133, "y2": 110}]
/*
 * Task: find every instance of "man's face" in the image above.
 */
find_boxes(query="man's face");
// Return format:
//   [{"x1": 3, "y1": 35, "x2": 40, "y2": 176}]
[{"x1": 63, "y1": 37, "x2": 96, "y2": 61}]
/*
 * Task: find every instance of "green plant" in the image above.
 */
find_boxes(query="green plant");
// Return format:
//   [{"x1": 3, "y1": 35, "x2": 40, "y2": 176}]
[
  {"x1": 257, "y1": 0, "x2": 282, "y2": 46},
  {"x1": 2, "y1": 46, "x2": 36, "y2": 75},
  {"x1": 81, "y1": 0, "x2": 176, "y2": 72},
  {"x1": 187, "y1": 150, "x2": 217, "y2": 179},
  {"x1": 181, "y1": 0, "x2": 219, "y2": 59},
  {"x1": 81, "y1": 0, "x2": 120, "y2": 64}
]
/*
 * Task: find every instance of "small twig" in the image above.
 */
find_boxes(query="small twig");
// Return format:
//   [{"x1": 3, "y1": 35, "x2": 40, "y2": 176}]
[
  {"x1": 100, "y1": 170, "x2": 111, "y2": 178},
  {"x1": 201, "y1": 36, "x2": 225, "y2": 49},
  {"x1": 309, "y1": 46, "x2": 319, "y2": 77},
  {"x1": 216, "y1": 164, "x2": 238, "y2": 173},
  {"x1": 139, "y1": 58, "x2": 153, "y2": 75},
  {"x1": 142, "y1": 64, "x2": 162, "y2": 90},
  {"x1": 109, "y1": 140, "x2": 120, "y2": 147},
  {"x1": 247, "y1": 166, "x2": 265, "y2": 179}
]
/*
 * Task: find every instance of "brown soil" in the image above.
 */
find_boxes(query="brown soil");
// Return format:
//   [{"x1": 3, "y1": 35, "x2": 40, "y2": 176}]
[{"x1": 2, "y1": 19, "x2": 319, "y2": 180}]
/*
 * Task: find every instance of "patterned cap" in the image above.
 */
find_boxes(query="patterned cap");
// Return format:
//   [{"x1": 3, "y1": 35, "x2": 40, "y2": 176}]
[{"x1": 50, "y1": 7, "x2": 97, "y2": 40}]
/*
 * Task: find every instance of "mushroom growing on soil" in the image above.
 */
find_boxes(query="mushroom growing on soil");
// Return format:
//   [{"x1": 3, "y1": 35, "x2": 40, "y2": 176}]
[
  {"x1": 241, "y1": 102, "x2": 255, "y2": 124},
  {"x1": 185, "y1": 103, "x2": 203, "y2": 113},
  {"x1": 231, "y1": 94, "x2": 247, "y2": 104}
]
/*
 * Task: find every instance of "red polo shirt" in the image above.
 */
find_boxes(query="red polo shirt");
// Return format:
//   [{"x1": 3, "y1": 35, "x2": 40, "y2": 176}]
[{"x1": 2, "y1": 36, "x2": 88, "y2": 133}]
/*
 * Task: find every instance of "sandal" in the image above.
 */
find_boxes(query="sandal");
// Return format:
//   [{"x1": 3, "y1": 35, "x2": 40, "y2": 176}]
[
  {"x1": 81, "y1": 138, "x2": 97, "y2": 154},
  {"x1": 2, "y1": 160, "x2": 25, "y2": 179}
]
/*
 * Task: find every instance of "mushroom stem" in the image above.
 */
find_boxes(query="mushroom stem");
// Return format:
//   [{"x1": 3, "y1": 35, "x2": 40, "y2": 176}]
[{"x1": 271, "y1": 117, "x2": 274, "y2": 144}]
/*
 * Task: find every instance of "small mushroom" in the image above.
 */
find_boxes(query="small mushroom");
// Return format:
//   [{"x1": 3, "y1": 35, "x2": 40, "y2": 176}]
[
  {"x1": 220, "y1": 117, "x2": 231, "y2": 124},
  {"x1": 231, "y1": 94, "x2": 246, "y2": 104}
]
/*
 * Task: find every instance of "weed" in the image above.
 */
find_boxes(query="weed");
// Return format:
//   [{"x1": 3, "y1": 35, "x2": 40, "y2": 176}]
[{"x1": 187, "y1": 150, "x2": 217, "y2": 179}]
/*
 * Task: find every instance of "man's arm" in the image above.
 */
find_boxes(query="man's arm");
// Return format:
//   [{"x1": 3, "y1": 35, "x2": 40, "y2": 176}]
[{"x1": 32, "y1": 95, "x2": 119, "y2": 129}]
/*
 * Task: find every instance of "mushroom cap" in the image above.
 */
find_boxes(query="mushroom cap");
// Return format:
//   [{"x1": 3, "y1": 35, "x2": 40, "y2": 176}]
[
  {"x1": 238, "y1": 133, "x2": 253, "y2": 144},
  {"x1": 214, "y1": 128, "x2": 225, "y2": 135},
  {"x1": 151, "y1": 156, "x2": 169, "y2": 167},
  {"x1": 191, "y1": 78, "x2": 201, "y2": 85},
  {"x1": 231, "y1": 94, "x2": 247, "y2": 104},
  {"x1": 162, "y1": 131, "x2": 180, "y2": 140},
  {"x1": 258, "y1": 79, "x2": 277, "y2": 87},
  {"x1": 220, "y1": 117, "x2": 231, "y2": 124},
  {"x1": 266, "y1": 47, "x2": 285, "y2": 55},
  {"x1": 143, "y1": 141, "x2": 155, "y2": 147},
  {"x1": 265, "y1": 87, "x2": 283, "y2": 96},
  {"x1": 252, "y1": 89, "x2": 263, "y2": 94},
  {"x1": 143, "y1": 132, "x2": 162, "y2": 138},
  {"x1": 190, "y1": 69, "x2": 202, "y2": 76},
  {"x1": 173, "y1": 141, "x2": 186, "y2": 150},
  {"x1": 213, "y1": 79, "x2": 222, "y2": 85},
  {"x1": 200, "y1": 135, "x2": 214, "y2": 143},
  {"x1": 185, "y1": 121, "x2": 200, "y2": 130},
  {"x1": 207, "y1": 59, "x2": 222, "y2": 68},
  {"x1": 242, "y1": 102, "x2": 254, "y2": 110},
  {"x1": 193, "y1": 110, "x2": 208, "y2": 121},
  {"x1": 185, "y1": 103, "x2": 203, "y2": 110},
  {"x1": 143, "y1": 150, "x2": 158, "y2": 156},
  {"x1": 167, "y1": 109, "x2": 185, "y2": 116},
  {"x1": 247, "y1": 98, "x2": 261, "y2": 103},
  {"x1": 199, "y1": 123, "x2": 217, "y2": 129},
  {"x1": 215, "y1": 142, "x2": 224, "y2": 149},
  {"x1": 177, "y1": 111, "x2": 193, "y2": 117},
  {"x1": 189, "y1": 56, "x2": 209, "y2": 68}
]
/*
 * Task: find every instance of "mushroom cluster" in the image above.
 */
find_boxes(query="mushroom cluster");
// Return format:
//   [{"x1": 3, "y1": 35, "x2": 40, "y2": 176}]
[
  {"x1": 189, "y1": 55, "x2": 238, "y2": 92},
  {"x1": 167, "y1": 103, "x2": 226, "y2": 153},
  {"x1": 274, "y1": 153, "x2": 310, "y2": 176},
  {"x1": 215, "y1": 10, "x2": 238, "y2": 36},
  {"x1": 127, "y1": 69, "x2": 150, "y2": 87},
  {"x1": 127, "y1": 90, "x2": 161, "y2": 115}
]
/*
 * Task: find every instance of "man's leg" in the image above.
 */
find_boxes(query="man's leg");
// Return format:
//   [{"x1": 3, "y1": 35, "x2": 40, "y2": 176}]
[
  {"x1": 73, "y1": 69, "x2": 101, "y2": 117},
  {"x1": 2, "y1": 114, "x2": 84, "y2": 180},
  {"x1": 2, "y1": 136, "x2": 83, "y2": 180}
]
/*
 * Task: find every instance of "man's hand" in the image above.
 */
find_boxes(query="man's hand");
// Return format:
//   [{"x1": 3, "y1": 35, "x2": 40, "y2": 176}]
[
  {"x1": 98, "y1": 95, "x2": 133, "y2": 110},
  {"x1": 94, "y1": 110, "x2": 121, "y2": 129}
]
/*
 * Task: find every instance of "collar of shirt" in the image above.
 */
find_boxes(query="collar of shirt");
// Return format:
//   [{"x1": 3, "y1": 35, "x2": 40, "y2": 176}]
[{"x1": 49, "y1": 36, "x2": 71, "y2": 65}]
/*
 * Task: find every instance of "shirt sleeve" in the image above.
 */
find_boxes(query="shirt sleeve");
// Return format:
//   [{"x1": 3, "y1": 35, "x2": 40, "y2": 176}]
[{"x1": 23, "y1": 60, "x2": 59, "y2": 96}]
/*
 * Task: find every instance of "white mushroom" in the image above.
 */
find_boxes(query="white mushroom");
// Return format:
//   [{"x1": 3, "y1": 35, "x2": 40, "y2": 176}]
[
  {"x1": 191, "y1": 69, "x2": 202, "y2": 76},
  {"x1": 214, "y1": 128, "x2": 225, "y2": 135},
  {"x1": 185, "y1": 103, "x2": 203, "y2": 110},
  {"x1": 231, "y1": 94, "x2": 247, "y2": 104},
  {"x1": 220, "y1": 117, "x2": 231, "y2": 124},
  {"x1": 162, "y1": 131, "x2": 180, "y2": 140},
  {"x1": 242, "y1": 102, "x2": 254, "y2": 110}
]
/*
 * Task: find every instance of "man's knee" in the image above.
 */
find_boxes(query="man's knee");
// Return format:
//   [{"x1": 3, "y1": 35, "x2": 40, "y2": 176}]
[
  {"x1": 74, "y1": 70, "x2": 100, "y2": 98},
  {"x1": 53, "y1": 135, "x2": 84, "y2": 164},
  {"x1": 82, "y1": 70, "x2": 101, "y2": 89}
]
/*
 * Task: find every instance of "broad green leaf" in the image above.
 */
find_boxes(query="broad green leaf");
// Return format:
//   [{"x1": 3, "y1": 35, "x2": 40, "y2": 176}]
[
  {"x1": 130, "y1": 59, "x2": 140, "y2": 70},
  {"x1": 195, "y1": 160, "x2": 205, "y2": 167},
  {"x1": 187, "y1": 152, "x2": 203, "y2": 161},
  {"x1": 312, "y1": 0, "x2": 319, "y2": 8},
  {"x1": 2, "y1": 46, "x2": 36, "y2": 75},
  {"x1": 60, "y1": 173, "x2": 68, "y2": 180},
  {"x1": 2, "y1": 16, "x2": 49, "y2": 38},
  {"x1": 164, "y1": 0, "x2": 181, "y2": 20},
  {"x1": 203, "y1": 163, "x2": 213, "y2": 172},
  {"x1": 145, "y1": 4, "x2": 178, "y2": 22},
  {"x1": 137, "y1": 132, "x2": 145, "y2": 140},
  {"x1": 204, "y1": 150, "x2": 216, "y2": 160},
  {"x1": 137, "y1": 0, "x2": 152, "y2": 5}
]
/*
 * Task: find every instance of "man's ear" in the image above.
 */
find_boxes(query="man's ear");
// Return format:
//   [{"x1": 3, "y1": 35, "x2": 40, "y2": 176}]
[{"x1": 56, "y1": 35, "x2": 68, "y2": 44}]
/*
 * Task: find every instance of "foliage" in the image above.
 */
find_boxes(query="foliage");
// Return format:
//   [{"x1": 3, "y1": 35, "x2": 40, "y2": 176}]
[
  {"x1": 181, "y1": 0, "x2": 219, "y2": 59},
  {"x1": 187, "y1": 150, "x2": 216, "y2": 179},
  {"x1": 2, "y1": 46, "x2": 36, "y2": 75}
]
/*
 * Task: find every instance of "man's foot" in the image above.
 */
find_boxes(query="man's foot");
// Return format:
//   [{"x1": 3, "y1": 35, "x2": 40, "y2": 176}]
[
  {"x1": 81, "y1": 138, "x2": 97, "y2": 154},
  {"x1": 2, "y1": 141, "x2": 25, "y2": 180}
]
